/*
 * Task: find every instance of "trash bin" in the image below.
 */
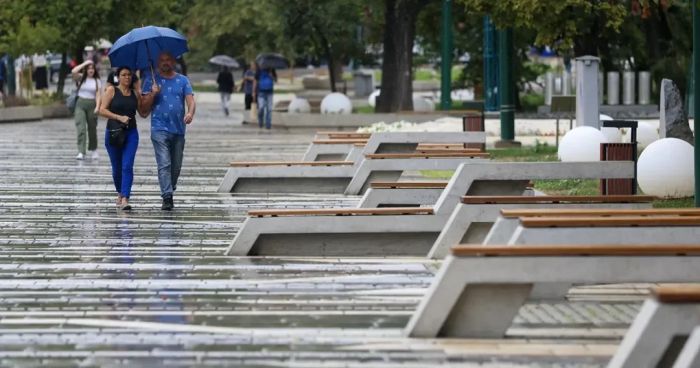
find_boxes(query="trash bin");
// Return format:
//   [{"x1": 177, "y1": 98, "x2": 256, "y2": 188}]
[{"x1": 353, "y1": 71, "x2": 374, "y2": 97}]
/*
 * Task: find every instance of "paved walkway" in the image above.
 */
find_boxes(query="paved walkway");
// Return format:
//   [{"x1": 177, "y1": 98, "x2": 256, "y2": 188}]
[{"x1": 0, "y1": 100, "x2": 650, "y2": 367}]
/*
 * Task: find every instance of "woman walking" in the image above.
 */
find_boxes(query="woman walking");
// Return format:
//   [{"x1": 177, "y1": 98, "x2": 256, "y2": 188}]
[
  {"x1": 71, "y1": 60, "x2": 102, "y2": 160},
  {"x1": 240, "y1": 63, "x2": 257, "y2": 123},
  {"x1": 98, "y1": 67, "x2": 145, "y2": 210}
]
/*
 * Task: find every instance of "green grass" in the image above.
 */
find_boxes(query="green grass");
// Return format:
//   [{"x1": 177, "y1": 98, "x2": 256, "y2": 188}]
[
  {"x1": 353, "y1": 105, "x2": 375, "y2": 114},
  {"x1": 652, "y1": 197, "x2": 695, "y2": 208}
]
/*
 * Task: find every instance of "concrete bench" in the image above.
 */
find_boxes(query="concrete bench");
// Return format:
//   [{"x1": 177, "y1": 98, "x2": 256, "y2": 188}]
[
  {"x1": 485, "y1": 208, "x2": 700, "y2": 245},
  {"x1": 608, "y1": 286, "x2": 700, "y2": 368},
  {"x1": 404, "y1": 244, "x2": 700, "y2": 339},
  {"x1": 219, "y1": 133, "x2": 488, "y2": 195},
  {"x1": 226, "y1": 162, "x2": 636, "y2": 256},
  {"x1": 358, "y1": 160, "x2": 634, "y2": 208},
  {"x1": 301, "y1": 131, "x2": 486, "y2": 162},
  {"x1": 498, "y1": 210, "x2": 700, "y2": 246},
  {"x1": 427, "y1": 195, "x2": 655, "y2": 259}
]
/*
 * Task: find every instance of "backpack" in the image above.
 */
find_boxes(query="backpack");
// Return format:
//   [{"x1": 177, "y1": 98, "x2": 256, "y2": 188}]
[{"x1": 258, "y1": 71, "x2": 273, "y2": 91}]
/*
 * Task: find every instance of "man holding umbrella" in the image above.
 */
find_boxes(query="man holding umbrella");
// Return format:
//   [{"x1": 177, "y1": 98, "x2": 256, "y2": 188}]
[
  {"x1": 140, "y1": 52, "x2": 195, "y2": 211},
  {"x1": 109, "y1": 26, "x2": 196, "y2": 211}
]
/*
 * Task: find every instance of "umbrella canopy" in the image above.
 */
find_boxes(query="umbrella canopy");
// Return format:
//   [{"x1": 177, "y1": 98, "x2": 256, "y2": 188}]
[
  {"x1": 108, "y1": 26, "x2": 188, "y2": 71},
  {"x1": 255, "y1": 53, "x2": 289, "y2": 69},
  {"x1": 209, "y1": 55, "x2": 240, "y2": 68}
]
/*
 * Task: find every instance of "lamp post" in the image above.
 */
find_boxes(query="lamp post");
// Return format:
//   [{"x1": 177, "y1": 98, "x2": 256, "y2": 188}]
[
  {"x1": 440, "y1": 0, "x2": 453, "y2": 110},
  {"x1": 694, "y1": 0, "x2": 700, "y2": 206},
  {"x1": 496, "y1": 28, "x2": 520, "y2": 147}
]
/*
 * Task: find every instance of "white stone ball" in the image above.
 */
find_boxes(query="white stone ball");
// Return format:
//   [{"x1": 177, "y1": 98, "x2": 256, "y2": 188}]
[
  {"x1": 638, "y1": 138, "x2": 694, "y2": 198},
  {"x1": 412, "y1": 96, "x2": 435, "y2": 112},
  {"x1": 558, "y1": 126, "x2": 607, "y2": 162},
  {"x1": 287, "y1": 97, "x2": 311, "y2": 113},
  {"x1": 321, "y1": 93, "x2": 352, "y2": 115},
  {"x1": 368, "y1": 90, "x2": 381, "y2": 108},
  {"x1": 623, "y1": 122, "x2": 659, "y2": 149},
  {"x1": 599, "y1": 114, "x2": 622, "y2": 143}
]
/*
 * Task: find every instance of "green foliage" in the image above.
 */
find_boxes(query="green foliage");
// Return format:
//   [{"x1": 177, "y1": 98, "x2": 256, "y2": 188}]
[
  {"x1": 520, "y1": 92, "x2": 545, "y2": 112},
  {"x1": 459, "y1": 0, "x2": 626, "y2": 55}
]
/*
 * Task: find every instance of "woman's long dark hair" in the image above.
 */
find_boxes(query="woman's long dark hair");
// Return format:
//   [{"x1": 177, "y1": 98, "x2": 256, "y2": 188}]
[{"x1": 79, "y1": 63, "x2": 100, "y2": 86}]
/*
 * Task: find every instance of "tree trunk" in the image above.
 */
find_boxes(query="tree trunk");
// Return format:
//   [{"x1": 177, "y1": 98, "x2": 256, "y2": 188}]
[
  {"x1": 57, "y1": 52, "x2": 68, "y2": 96},
  {"x1": 375, "y1": 0, "x2": 427, "y2": 112},
  {"x1": 319, "y1": 32, "x2": 337, "y2": 93}
]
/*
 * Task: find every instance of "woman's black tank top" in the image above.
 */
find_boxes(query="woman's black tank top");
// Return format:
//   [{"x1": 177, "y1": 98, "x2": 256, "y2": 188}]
[{"x1": 108, "y1": 87, "x2": 138, "y2": 129}]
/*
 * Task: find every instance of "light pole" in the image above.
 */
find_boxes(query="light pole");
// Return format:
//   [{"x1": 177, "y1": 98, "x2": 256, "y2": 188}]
[
  {"x1": 496, "y1": 28, "x2": 520, "y2": 147},
  {"x1": 440, "y1": 0, "x2": 453, "y2": 110},
  {"x1": 694, "y1": 0, "x2": 700, "y2": 206}
]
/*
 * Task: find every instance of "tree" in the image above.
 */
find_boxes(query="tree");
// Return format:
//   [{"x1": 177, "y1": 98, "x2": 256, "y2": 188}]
[
  {"x1": 459, "y1": 0, "x2": 626, "y2": 57},
  {"x1": 278, "y1": 0, "x2": 366, "y2": 92},
  {"x1": 375, "y1": 0, "x2": 432, "y2": 113}
]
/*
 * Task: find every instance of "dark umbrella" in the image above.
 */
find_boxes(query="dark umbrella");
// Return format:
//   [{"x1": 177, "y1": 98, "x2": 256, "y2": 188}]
[
  {"x1": 255, "y1": 53, "x2": 289, "y2": 69},
  {"x1": 209, "y1": 55, "x2": 240, "y2": 68}
]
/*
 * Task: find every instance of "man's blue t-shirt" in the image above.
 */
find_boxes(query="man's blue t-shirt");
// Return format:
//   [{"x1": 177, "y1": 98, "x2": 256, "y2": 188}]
[{"x1": 142, "y1": 73, "x2": 193, "y2": 135}]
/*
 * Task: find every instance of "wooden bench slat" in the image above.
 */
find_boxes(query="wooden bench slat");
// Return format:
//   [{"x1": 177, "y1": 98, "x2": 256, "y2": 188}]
[
  {"x1": 415, "y1": 149, "x2": 484, "y2": 154},
  {"x1": 248, "y1": 207, "x2": 434, "y2": 217},
  {"x1": 520, "y1": 216, "x2": 700, "y2": 228},
  {"x1": 365, "y1": 152, "x2": 489, "y2": 159},
  {"x1": 370, "y1": 181, "x2": 449, "y2": 189},
  {"x1": 312, "y1": 139, "x2": 368, "y2": 144},
  {"x1": 230, "y1": 161, "x2": 353, "y2": 167},
  {"x1": 501, "y1": 208, "x2": 700, "y2": 219},
  {"x1": 416, "y1": 143, "x2": 467, "y2": 149},
  {"x1": 451, "y1": 244, "x2": 700, "y2": 257},
  {"x1": 653, "y1": 286, "x2": 700, "y2": 303},
  {"x1": 317, "y1": 131, "x2": 371, "y2": 139},
  {"x1": 463, "y1": 195, "x2": 656, "y2": 205}
]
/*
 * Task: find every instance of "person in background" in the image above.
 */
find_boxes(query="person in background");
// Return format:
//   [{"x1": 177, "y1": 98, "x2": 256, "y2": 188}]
[
  {"x1": 240, "y1": 63, "x2": 257, "y2": 123},
  {"x1": 140, "y1": 52, "x2": 196, "y2": 211},
  {"x1": 216, "y1": 66, "x2": 234, "y2": 116},
  {"x1": 71, "y1": 60, "x2": 102, "y2": 160},
  {"x1": 0, "y1": 54, "x2": 6, "y2": 99},
  {"x1": 255, "y1": 66, "x2": 276, "y2": 130},
  {"x1": 99, "y1": 66, "x2": 146, "y2": 211}
]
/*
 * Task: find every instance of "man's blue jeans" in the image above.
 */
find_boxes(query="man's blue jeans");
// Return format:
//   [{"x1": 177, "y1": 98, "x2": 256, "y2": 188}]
[
  {"x1": 151, "y1": 130, "x2": 185, "y2": 198},
  {"x1": 257, "y1": 91, "x2": 273, "y2": 129}
]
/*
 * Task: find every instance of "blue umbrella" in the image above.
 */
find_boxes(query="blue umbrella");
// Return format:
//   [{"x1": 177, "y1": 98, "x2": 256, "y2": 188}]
[{"x1": 108, "y1": 26, "x2": 188, "y2": 71}]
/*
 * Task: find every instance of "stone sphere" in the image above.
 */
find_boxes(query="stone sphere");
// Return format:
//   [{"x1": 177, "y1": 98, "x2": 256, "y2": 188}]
[
  {"x1": 321, "y1": 93, "x2": 352, "y2": 115},
  {"x1": 638, "y1": 138, "x2": 694, "y2": 198},
  {"x1": 623, "y1": 122, "x2": 659, "y2": 149},
  {"x1": 599, "y1": 114, "x2": 622, "y2": 143},
  {"x1": 412, "y1": 96, "x2": 435, "y2": 112},
  {"x1": 287, "y1": 97, "x2": 311, "y2": 113},
  {"x1": 368, "y1": 90, "x2": 381, "y2": 108},
  {"x1": 558, "y1": 126, "x2": 607, "y2": 162}
]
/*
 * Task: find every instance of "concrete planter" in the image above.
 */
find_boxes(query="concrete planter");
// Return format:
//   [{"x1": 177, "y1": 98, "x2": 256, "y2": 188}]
[
  {"x1": 0, "y1": 106, "x2": 43, "y2": 123},
  {"x1": 42, "y1": 104, "x2": 72, "y2": 119}
]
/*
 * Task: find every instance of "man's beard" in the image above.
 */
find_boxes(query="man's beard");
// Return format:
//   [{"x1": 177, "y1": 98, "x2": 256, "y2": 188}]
[{"x1": 160, "y1": 65, "x2": 173, "y2": 73}]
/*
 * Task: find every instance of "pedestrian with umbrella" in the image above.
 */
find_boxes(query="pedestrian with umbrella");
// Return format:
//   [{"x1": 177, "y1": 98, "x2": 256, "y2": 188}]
[
  {"x1": 254, "y1": 53, "x2": 287, "y2": 130},
  {"x1": 109, "y1": 26, "x2": 196, "y2": 211},
  {"x1": 210, "y1": 55, "x2": 237, "y2": 117}
]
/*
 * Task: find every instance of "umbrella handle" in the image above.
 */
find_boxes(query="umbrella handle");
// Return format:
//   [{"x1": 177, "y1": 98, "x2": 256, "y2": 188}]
[{"x1": 145, "y1": 39, "x2": 157, "y2": 87}]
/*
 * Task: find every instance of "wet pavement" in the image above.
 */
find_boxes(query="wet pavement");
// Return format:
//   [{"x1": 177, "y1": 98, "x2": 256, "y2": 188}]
[{"x1": 0, "y1": 102, "x2": 646, "y2": 367}]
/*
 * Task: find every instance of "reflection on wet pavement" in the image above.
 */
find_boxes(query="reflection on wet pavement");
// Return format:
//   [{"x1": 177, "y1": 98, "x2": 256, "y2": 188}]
[{"x1": 0, "y1": 109, "x2": 632, "y2": 367}]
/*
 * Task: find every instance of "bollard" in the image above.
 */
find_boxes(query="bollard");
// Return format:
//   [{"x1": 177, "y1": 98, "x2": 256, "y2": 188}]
[
  {"x1": 598, "y1": 71, "x2": 604, "y2": 105},
  {"x1": 622, "y1": 71, "x2": 636, "y2": 105},
  {"x1": 638, "y1": 71, "x2": 651, "y2": 105},
  {"x1": 545, "y1": 71, "x2": 554, "y2": 105},
  {"x1": 607, "y1": 71, "x2": 620, "y2": 105},
  {"x1": 562, "y1": 71, "x2": 571, "y2": 96},
  {"x1": 575, "y1": 56, "x2": 600, "y2": 128}
]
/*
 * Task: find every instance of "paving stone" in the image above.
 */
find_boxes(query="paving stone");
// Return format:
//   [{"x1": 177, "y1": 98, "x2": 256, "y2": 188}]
[{"x1": 0, "y1": 101, "x2": 648, "y2": 366}]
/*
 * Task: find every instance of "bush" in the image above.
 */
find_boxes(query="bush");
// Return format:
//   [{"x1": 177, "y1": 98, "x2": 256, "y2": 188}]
[{"x1": 1, "y1": 96, "x2": 30, "y2": 107}]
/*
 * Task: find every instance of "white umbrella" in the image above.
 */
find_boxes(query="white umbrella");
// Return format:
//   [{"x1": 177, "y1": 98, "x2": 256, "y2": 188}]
[{"x1": 209, "y1": 55, "x2": 240, "y2": 68}]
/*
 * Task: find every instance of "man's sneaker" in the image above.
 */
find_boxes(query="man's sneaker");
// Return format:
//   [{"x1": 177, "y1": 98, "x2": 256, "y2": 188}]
[
  {"x1": 75, "y1": 153, "x2": 85, "y2": 160},
  {"x1": 161, "y1": 196, "x2": 174, "y2": 211},
  {"x1": 89, "y1": 150, "x2": 99, "y2": 160}
]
